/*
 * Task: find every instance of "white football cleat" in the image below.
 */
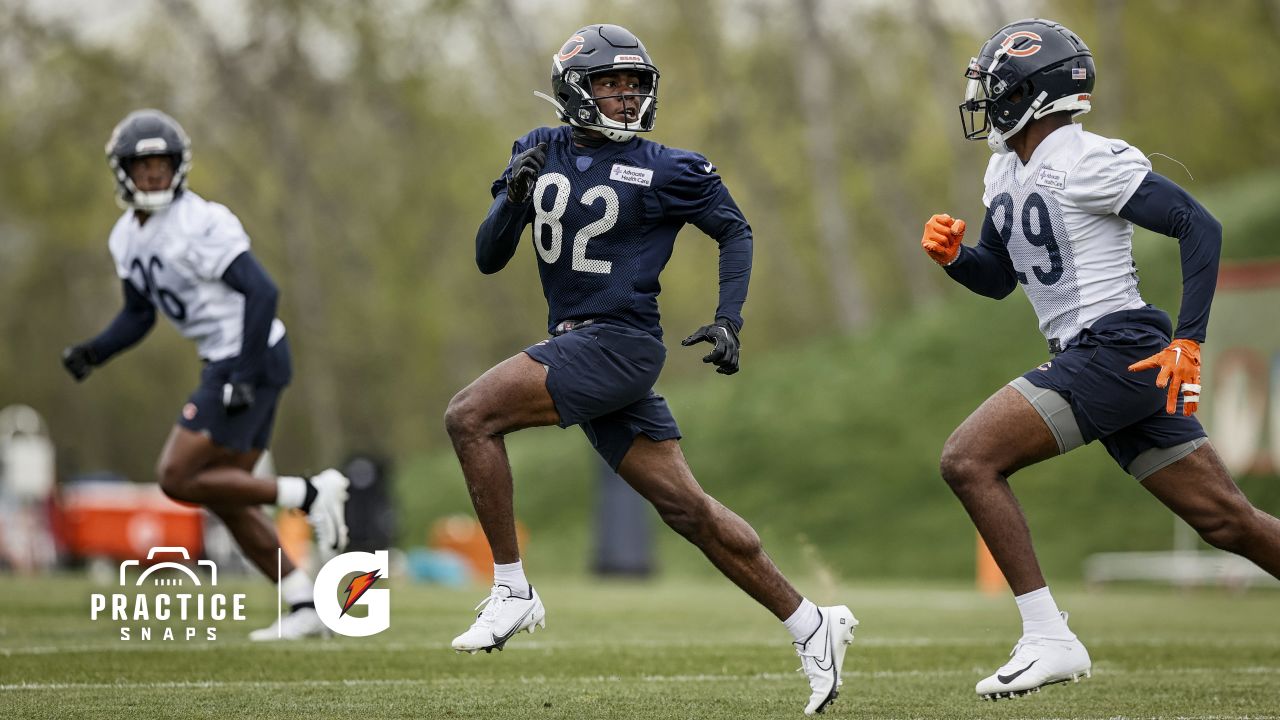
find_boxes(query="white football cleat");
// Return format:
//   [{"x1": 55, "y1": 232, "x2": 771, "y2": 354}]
[
  {"x1": 451, "y1": 584, "x2": 545, "y2": 654},
  {"x1": 248, "y1": 606, "x2": 330, "y2": 641},
  {"x1": 976, "y1": 633, "x2": 1091, "y2": 700},
  {"x1": 307, "y1": 468, "x2": 349, "y2": 564},
  {"x1": 796, "y1": 605, "x2": 858, "y2": 715}
]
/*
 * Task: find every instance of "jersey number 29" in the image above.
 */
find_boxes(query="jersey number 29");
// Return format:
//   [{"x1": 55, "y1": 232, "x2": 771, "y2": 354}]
[
  {"x1": 989, "y1": 191, "x2": 1063, "y2": 286},
  {"x1": 532, "y1": 173, "x2": 618, "y2": 274}
]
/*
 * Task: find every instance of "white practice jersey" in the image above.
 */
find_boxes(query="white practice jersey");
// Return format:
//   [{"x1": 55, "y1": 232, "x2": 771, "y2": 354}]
[
  {"x1": 982, "y1": 123, "x2": 1152, "y2": 349},
  {"x1": 107, "y1": 192, "x2": 285, "y2": 362}
]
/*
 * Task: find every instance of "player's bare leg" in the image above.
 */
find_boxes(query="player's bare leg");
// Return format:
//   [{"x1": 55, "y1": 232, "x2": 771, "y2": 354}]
[
  {"x1": 156, "y1": 425, "x2": 347, "y2": 567},
  {"x1": 940, "y1": 384, "x2": 1090, "y2": 700},
  {"x1": 156, "y1": 426, "x2": 279, "y2": 505},
  {"x1": 201, "y1": 446, "x2": 298, "y2": 578},
  {"x1": 939, "y1": 385, "x2": 1060, "y2": 594},
  {"x1": 618, "y1": 435, "x2": 856, "y2": 714},
  {"x1": 1142, "y1": 443, "x2": 1280, "y2": 577},
  {"x1": 445, "y1": 352, "x2": 561, "y2": 563},
  {"x1": 617, "y1": 435, "x2": 801, "y2": 618},
  {"x1": 211, "y1": 503, "x2": 291, "y2": 573},
  {"x1": 445, "y1": 352, "x2": 558, "y2": 653}
]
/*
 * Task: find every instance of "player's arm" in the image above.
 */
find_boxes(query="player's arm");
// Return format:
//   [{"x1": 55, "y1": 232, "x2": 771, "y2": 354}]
[
  {"x1": 1120, "y1": 172, "x2": 1221, "y2": 344},
  {"x1": 680, "y1": 195, "x2": 750, "y2": 375},
  {"x1": 655, "y1": 154, "x2": 748, "y2": 375},
  {"x1": 220, "y1": 251, "x2": 280, "y2": 412},
  {"x1": 61, "y1": 280, "x2": 156, "y2": 381},
  {"x1": 922, "y1": 210, "x2": 1018, "y2": 299},
  {"x1": 475, "y1": 142, "x2": 545, "y2": 274},
  {"x1": 1121, "y1": 172, "x2": 1222, "y2": 415}
]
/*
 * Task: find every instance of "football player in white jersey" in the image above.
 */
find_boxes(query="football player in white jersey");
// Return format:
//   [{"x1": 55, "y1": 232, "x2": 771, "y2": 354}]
[
  {"x1": 919, "y1": 19, "x2": 1280, "y2": 700},
  {"x1": 62, "y1": 109, "x2": 351, "y2": 640}
]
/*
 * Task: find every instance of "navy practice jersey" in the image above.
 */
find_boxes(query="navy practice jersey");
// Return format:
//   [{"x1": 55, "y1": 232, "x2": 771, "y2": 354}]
[{"x1": 488, "y1": 125, "x2": 751, "y2": 339}]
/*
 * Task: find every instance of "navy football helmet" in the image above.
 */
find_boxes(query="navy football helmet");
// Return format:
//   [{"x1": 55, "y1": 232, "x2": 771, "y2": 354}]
[
  {"x1": 534, "y1": 24, "x2": 659, "y2": 142},
  {"x1": 105, "y1": 109, "x2": 192, "y2": 211},
  {"x1": 960, "y1": 19, "x2": 1094, "y2": 154}
]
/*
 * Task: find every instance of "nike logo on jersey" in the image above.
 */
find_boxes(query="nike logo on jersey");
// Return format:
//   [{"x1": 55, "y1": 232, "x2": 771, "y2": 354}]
[
  {"x1": 997, "y1": 659, "x2": 1038, "y2": 684},
  {"x1": 610, "y1": 163, "x2": 653, "y2": 187},
  {"x1": 1110, "y1": 145, "x2": 1129, "y2": 154}
]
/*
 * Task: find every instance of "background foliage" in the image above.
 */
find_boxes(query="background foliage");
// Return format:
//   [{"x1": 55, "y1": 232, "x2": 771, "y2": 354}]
[{"x1": 3, "y1": 0, "x2": 1278, "y2": 579}]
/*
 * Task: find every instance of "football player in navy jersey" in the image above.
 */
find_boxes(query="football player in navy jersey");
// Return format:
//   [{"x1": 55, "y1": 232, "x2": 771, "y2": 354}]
[
  {"x1": 62, "y1": 109, "x2": 350, "y2": 640},
  {"x1": 919, "y1": 19, "x2": 1280, "y2": 700},
  {"x1": 446, "y1": 24, "x2": 855, "y2": 715}
]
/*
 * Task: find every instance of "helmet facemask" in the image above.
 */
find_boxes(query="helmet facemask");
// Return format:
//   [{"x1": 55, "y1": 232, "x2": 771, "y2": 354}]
[
  {"x1": 110, "y1": 151, "x2": 190, "y2": 212},
  {"x1": 539, "y1": 61, "x2": 659, "y2": 142}
]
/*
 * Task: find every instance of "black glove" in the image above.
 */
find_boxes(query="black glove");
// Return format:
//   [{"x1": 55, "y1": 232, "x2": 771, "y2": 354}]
[
  {"x1": 61, "y1": 343, "x2": 97, "y2": 382},
  {"x1": 506, "y1": 142, "x2": 547, "y2": 204},
  {"x1": 221, "y1": 382, "x2": 255, "y2": 414},
  {"x1": 681, "y1": 321, "x2": 740, "y2": 375}
]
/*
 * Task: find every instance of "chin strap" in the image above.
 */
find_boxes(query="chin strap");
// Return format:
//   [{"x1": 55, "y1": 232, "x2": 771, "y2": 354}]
[
  {"x1": 988, "y1": 90, "x2": 1048, "y2": 154},
  {"x1": 533, "y1": 90, "x2": 637, "y2": 143}
]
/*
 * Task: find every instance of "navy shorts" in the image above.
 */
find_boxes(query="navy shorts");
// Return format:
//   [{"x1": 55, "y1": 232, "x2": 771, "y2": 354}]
[
  {"x1": 177, "y1": 337, "x2": 293, "y2": 453},
  {"x1": 524, "y1": 322, "x2": 682, "y2": 469},
  {"x1": 1021, "y1": 306, "x2": 1206, "y2": 470}
]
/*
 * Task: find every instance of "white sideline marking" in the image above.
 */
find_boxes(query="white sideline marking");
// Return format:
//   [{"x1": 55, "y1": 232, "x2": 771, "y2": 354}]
[
  {"x1": 6, "y1": 666, "x2": 1280, "y2": 692},
  {"x1": 4, "y1": 634, "x2": 1280, "y2": 656}
]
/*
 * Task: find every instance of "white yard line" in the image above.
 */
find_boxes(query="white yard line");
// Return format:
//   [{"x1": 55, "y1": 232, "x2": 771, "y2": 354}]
[{"x1": 5, "y1": 666, "x2": 1280, "y2": 692}]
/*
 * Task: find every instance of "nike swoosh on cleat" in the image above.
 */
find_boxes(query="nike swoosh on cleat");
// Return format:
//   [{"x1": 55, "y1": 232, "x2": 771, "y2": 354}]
[
  {"x1": 814, "y1": 632, "x2": 834, "y2": 672},
  {"x1": 997, "y1": 659, "x2": 1038, "y2": 684},
  {"x1": 489, "y1": 605, "x2": 535, "y2": 647}
]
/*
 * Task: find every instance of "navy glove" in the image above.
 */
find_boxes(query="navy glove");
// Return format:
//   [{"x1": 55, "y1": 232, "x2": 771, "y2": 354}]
[
  {"x1": 222, "y1": 382, "x2": 255, "y2": 414},
  {"x1": 681, "y1": 321, "x2": 740, "y2": 375},
  {"x1": 61, "y1": 343, "x2": 97, "y2": 382},
  {"x1": 506, "y1": 142, "x2": 547, "y2": 204}
]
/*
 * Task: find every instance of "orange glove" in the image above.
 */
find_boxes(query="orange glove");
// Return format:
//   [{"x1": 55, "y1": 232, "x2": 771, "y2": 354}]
[
  {"x1": 1127, "y1": 338, "x2": 1202, "y2": 415},
  {"x1": 922, "y1": 213, "x2": 966, "y2": 266}
]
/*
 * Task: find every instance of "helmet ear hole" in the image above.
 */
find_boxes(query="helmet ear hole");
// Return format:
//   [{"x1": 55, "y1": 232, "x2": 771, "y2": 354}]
[{"x1": 1007, "y1": 80, "x2": 1033, "y2": 105}]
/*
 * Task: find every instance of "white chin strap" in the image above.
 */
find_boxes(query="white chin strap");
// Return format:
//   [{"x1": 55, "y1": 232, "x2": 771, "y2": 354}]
[
  {"x1": 533, "y1": 90, "x2": 650, "y2": 144},
  {"x1": 598, "y1": 127, "x2": 636, "y2": 143},
  {"x1": 130, "y1": 189, "x2": 176, "y2": 212},
  {"x1": 988, "y1": 92, "x2": 1092, "y2": 155},
  {"x1": 118, "y1": 165, "x2": 183, "y2": 212},
  {"x1": 987, "y1": 91, "x2": 1047, "y2": 154},
  {"x1": 592, "y1": 96, "x2": 652, "y2": 142}
]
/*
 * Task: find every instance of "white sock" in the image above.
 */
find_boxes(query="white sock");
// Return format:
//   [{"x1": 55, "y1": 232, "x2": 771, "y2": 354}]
[
  {"x1": 783, "y1": 598, "x2": 821, "y2": 644},
  {"x1": 280, "y1": 568, "x2": 313, "y2": 609},
  {"x1": 1015, "y1": 586, "x2": 1074, "y2": 639},
  {"x1": 276, "y1": 476, "x2": 307, "y2": 509},
  {"x1": 493, "y1": 560, "x2": 530, "y2": 598}
]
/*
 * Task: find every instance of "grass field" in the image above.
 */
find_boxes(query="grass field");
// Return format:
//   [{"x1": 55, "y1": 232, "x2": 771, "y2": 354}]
[{"x1": 2, "y1": 574, "x2": 1278, "y2": 719}]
